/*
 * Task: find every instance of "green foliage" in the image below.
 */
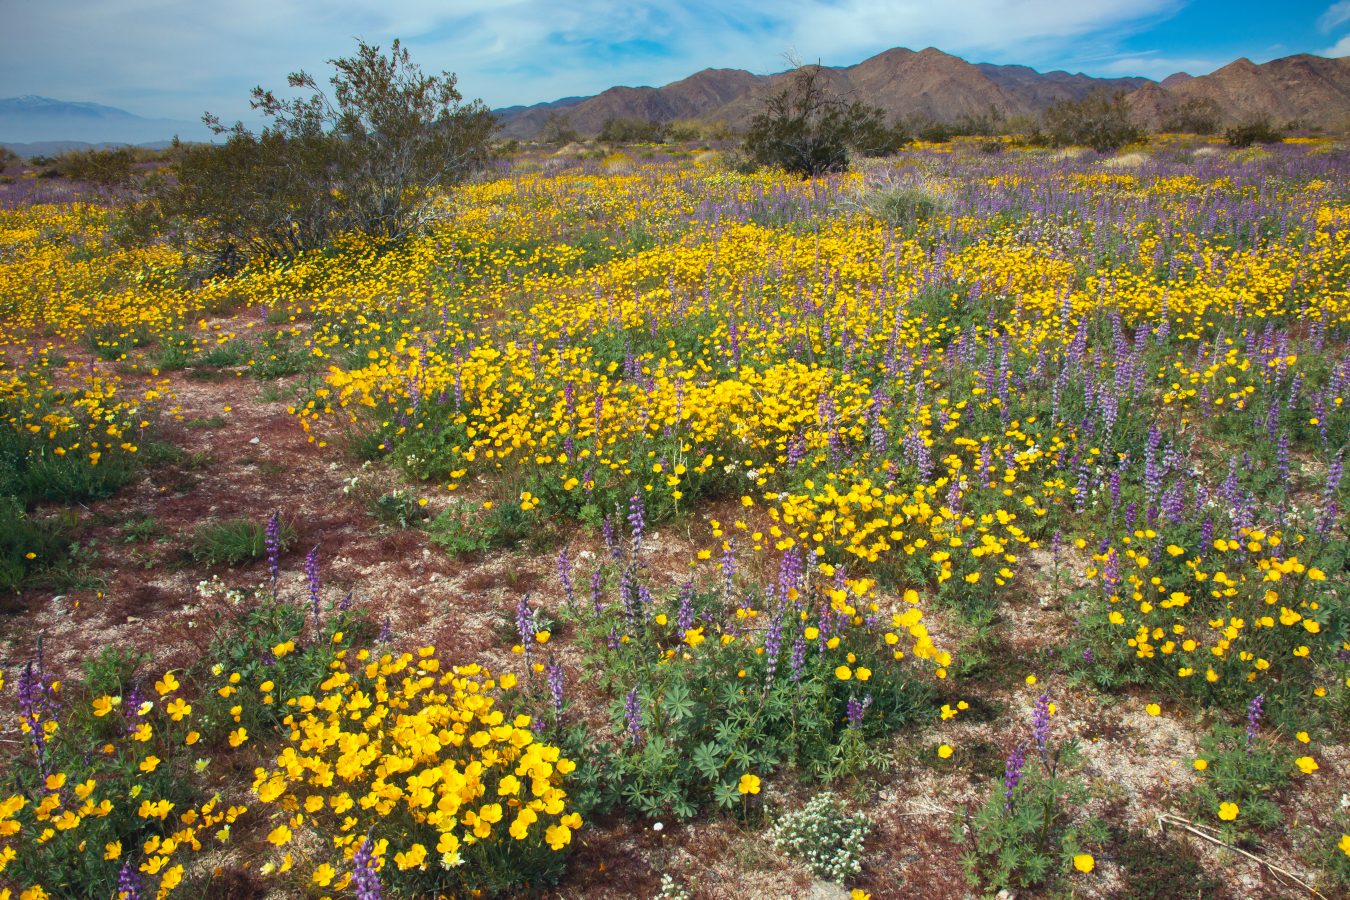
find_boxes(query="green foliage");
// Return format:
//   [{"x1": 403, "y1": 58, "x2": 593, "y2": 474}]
[
  {"x1": 1182, "y1": 723, "x2": 1292, "y2": 842},
  {"x1": 539, "y1": 112, "x2": 580, "y2": 146},
  {"x1": 1311, "y1": 808, "x2": 1350, "y2": 892},
  {"x1": 150, "y1": 39, "x2": 495, "y2": 264},
  {"x1": 46, "y1": 147, "x2": 136, "y2": 186},
  {"x1": 599, "y1": 117, "x2": 670, "y2": 144},
  {"x1": 1225, "y1": 118, "x2": 1285, "y2": 148},
  {"x1": 555, "y1": 570, "x2": 931, "y2": 821},
  {"x1": 861, "y1": 187, "x2": 946, "y2": 230},
  {"x1": 1160, "y1": 98, "x2": 1222, "y2": 136},
  {"x1": 1042, "y1": 90, "x2": 1145, "y2": 153},
  {"x1": 427, "y1": 499, "x2": 532, "y2": 554},
  {"x1": 742, "y1": 63, "x2": 902, "y2": 176},
  {"x1": 370, "y1": 489, "x2": 430, "y2": 529},
  {"x1": 0, "y1": 496, "x2": 71, "y2": 590},
  {"x1": 189, "y1": 516, "x2": 296, "y2": 567},
  {"x1": 0, "y1": 411, "x2": 139, "y2": 510},
  {"x1": 194, "y1": 590, "x2": 366, "y2": 740},
  {"x1": 959, "y1": 726, "x2": 1105, "y2": 891},
  {"x1": 770, "y1": 792, "x2": 871, "y2": 884}
]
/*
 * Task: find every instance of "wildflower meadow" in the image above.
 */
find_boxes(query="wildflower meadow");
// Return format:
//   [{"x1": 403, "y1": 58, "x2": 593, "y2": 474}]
[{"x1": 0, "y1": 136, "x2": 1347, "y2": 896}]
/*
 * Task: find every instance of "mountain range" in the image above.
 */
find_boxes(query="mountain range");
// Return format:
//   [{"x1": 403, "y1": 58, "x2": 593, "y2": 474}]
[
  {"x1": 0, "y1": 95, "x2": 208, "y2": 150},
  {"x1": 6, "y1": 47, "x2": 1349, "y2": 151},
  {"x1": 494, "y1": 46, "x2": 1350, "y2": 139}
]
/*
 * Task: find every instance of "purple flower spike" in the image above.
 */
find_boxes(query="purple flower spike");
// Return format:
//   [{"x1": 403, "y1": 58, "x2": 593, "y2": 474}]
[
  {"x1": 1246, "y1": 694, "x2": 1264, "y2": 749},
  {"x1": 351, "y1": 836, "x2": 382, "y2": 900},
  {"x1": 116, "y1": 858, "x2": 142, "y2": 900},
  {"x1": 1031, "y1": 692, "x2": 1051, "y2": 761},
  {"x1": 625, "y1": 686, "x2": 643, "y2": 746},
  {"x1": 546, "y1": 658, "x2": 565, "y2": 721},
  {"x1": 265, "y1": 512, "x2": 282, "y2": 588}
]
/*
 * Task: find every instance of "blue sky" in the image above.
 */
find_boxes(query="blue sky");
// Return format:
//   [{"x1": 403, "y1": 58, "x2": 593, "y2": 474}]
[{"x1": 2, "y1": 0, "x2": 1346, "y2": 129}]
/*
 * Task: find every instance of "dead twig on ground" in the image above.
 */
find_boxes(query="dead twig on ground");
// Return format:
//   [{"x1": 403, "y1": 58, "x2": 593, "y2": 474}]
[{"x1": 1157, "y1": 812, "x2": 1325, "y2": 899}]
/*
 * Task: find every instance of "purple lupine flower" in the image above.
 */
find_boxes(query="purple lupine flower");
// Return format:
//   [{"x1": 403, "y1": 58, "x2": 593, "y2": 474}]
[
  {"x1": 602, "y1": 516, "x2": 621, "y2": 562},
  {"x1": 1031, "y1": 692, "x2": 1051, "y2": 762},
  {"x1": 116, "y1": 858, "x2": 142, "y2": 900},
  {"x1": 777, "y1": 548, "x2": 803, "y2": 608},
  {"x1": 377, "y1": 615, "x2": 392, "y2": 645},
  {"x1": 123, "y1": 683, "x2": 145, "y2": 737},
  {"x1": 676, "y1": 579, "x2": 695, "y2": 634},
  {"x1": 763, "y1": 610, "x2": 784, "y2": 685},
  {"x1": 846, "y1": 693, "x2": 873, "y2": 729},
  {"x1": 1004, "y1": 743, "x2": 1027, "y2": 811},
  {"x1": 787, "y1": 433, "x2": 806, "y2": 468},
  {"x1": 590, "y1": 567, "x2": 605, "y2": 615},
  {"x1": 1101, "y1": 549, "x2": 1120, "y2": 597},
  {"x1": 17, "y1": 658, "x2": 54, "y2": 783},
  {"x1": 1245, "y1": 694, "x2": 1264, "y2": 749},
  {"x1": 789, "y1": 635, "x2": 807, "y2": 683},
  {"x1": 721, "y1": 539, "x2": 737, "y2": 600},
  {"x1": 1318, "y1": 451, "x2": 1344, "y2": 536},
  {"x1": 304, "y1": 545, "x2": 321, "y2": 620},
  {"x1": 338, "y1": 589, "x2": 353, "y2": 611},
  {"x1": 627, "y1": 493, "x2": 646, "y2": 557},
  {"x1": 515, "y1": 595, "x2": 537, "y2": 661},
  {"x1": 351, "y1": 836, "x2": 382, "y2": 900},
  {"x1": 265, "y1": 512, "x2": 282, "y2": 587},
  {"x1": 545, "y1": 659, "x2": 565, "y2": 721},
  {"x1": 624, "y1": 687, "x2": 643, "y2": 746},
  {"x1": 556, "y1": 551, "x2": 575, "y2": 608},
  {"x1": 1082, "y1": 648, "x2": 1094, "y2": 664}
]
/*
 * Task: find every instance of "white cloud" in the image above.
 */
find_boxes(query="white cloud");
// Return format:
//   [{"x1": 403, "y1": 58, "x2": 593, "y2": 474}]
[
  {"x1": 1322, "y1": 32, "x2": 1350, "y2": 57},
  {"x1": 1088, "y1": 54, "x2": 1222, "y2": 80},
  {"x1": 1319, "y1": 1, "x2": 1350, "y2": 32},
  {"x1": 1, "y1": 0, "x2": 1189, "y2": 122}
]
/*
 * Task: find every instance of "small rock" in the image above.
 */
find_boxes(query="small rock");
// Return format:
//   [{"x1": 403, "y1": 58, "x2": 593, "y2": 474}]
[
  {"x1": 249, "y1": 437, "x2": 261, "y2": 445},
  {"x1": 126, "y1": 616, "x2": 143, "y2": 624}
]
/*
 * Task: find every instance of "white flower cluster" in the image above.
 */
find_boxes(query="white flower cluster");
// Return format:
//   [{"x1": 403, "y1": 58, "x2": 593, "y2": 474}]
[
  {"x1": 770, "y1": 792, "x2": 871, "y2": 885},
  {"x1": 653, "y1": 873, "x2": 691, "y2": 900}
]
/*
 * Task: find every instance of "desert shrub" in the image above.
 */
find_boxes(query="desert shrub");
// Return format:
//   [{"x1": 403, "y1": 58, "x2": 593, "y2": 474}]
[
  {"x1": 599, "y1": 117, "x2": 669, "y2": 144},
  {"x1": 743, "y1": 63, "x2": 898, "y2": 176},
  {"x1": 1225, "y1": 118, "x2": 1285, "y2": 148},
  {"x1": 149, "y1": 39, "x2": 495, "y2": 264},
  {"x1": 48, "y1": 147, "x2": 136, "y2": 186},
  {"x1": 862, "y1": 186, "x2": 945, "y2": 229},
  {"x1": 1043, "y1": 90, "x2": 1145, "y2": 153},
  {"x1": 771, "y1": 792, "x2": 871, "y2": 884},
  {"x1": 0, "y1": 146, "x2": 20, "y2": 170},
  {"x1": 1160, "y1": 97, "x2": 1222, "y2": 135},
  {"x1": 539, "y1": 112, "x2": 580, "y2": 145}
]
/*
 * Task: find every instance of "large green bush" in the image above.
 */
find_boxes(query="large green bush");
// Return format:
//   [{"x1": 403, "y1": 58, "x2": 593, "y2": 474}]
[
  {"x1": 150, "y1": 39, "x2": 495, "y2": 264},
  {"x1": 1042, "y1": 90, "x2": 1145, "y2": 153},
  {"x1": 742, "y1": 63, "x2": 905, "y2": 176}
]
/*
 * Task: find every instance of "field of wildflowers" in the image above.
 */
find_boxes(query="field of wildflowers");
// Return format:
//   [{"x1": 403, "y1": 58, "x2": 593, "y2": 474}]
[{"x1": 0, "y1": 137, "x2": 1346, "y2": 896}]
